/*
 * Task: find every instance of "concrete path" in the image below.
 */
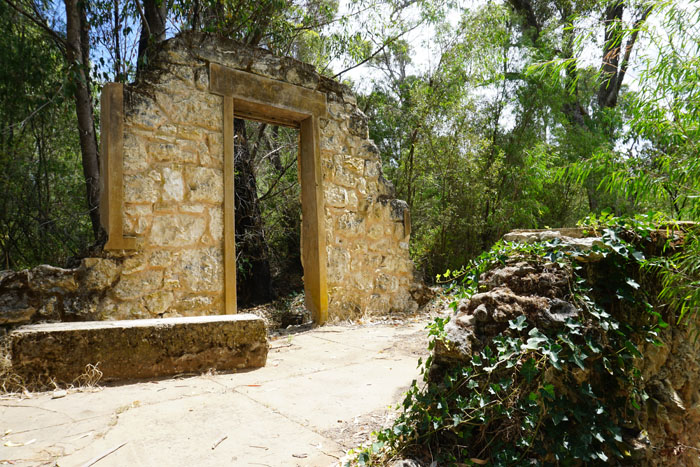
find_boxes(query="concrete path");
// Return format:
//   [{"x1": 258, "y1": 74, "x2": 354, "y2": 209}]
[{"x1": 0, "y1": 319, "x2": 430, "y2": 466}]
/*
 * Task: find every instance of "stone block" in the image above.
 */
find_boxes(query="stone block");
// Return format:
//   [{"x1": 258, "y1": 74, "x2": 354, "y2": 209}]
[
  {"x1": 112, "y1": 269, "x2": 164, "y2": 300},
  {"x1": 209, "y1": 207, "x2": 223, "y2": 242},
  {"x1": 150, "y1": 214, "x2": 206, "y2": 247},
  {"x1": 80, "y1": 258, "x2": 121, "y2": 290},
  {"x1": 186, "y1": 167, "x2": 224, "y2": 203},
  {"x1": 162, "y1": 167, "x2": 185, "y2": 202},
  {"x1": 175, "y1": 247, "x2": 224, "y2": 293},
  {"x1": 124, "y1": 171, "x2": 161, "y2": 203},
  {"x1": 124, "y1": 204, "x2": 153, "y2": 235},
  {"x1": 8, "y1": 315, "x2": 268, "y2": 385},
  {"x1": 147, "y1": 142, "x2": 197, "y2": 164}
]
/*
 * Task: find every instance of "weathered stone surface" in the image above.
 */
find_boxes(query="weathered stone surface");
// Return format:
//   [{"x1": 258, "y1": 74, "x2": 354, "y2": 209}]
[
  {"x1": 186, "y1": 166, "x2": 223, "y2": 203},
  {"x1": 9, "y1": 315, "x2": 268, "y2": 386},
  {"x1": 162, "y1": 167, "x2": 185, "y2": 201},
  {"x1": 80, "y1": 258, "x2": 121, "y2": 289},
  {"x1": 112, "y1": 269, "x2": 164, "y2": 300},
  {"x1": 150, "y1": 214, "x2": 206, "y2": 247},
  {"x1": 176, "y1": 247, "x2": 223, "y2": 293}
]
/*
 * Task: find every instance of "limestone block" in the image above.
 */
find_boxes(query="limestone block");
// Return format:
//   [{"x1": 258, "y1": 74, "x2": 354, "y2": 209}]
[
  {"x1": 80, "y1": 258, "x2": 121, "y2": 290},
  {"x1": 124, "y1": 170, "x2": 161, "y2": 203},
  {"x1": 175, "y1": 294, "x2": 220, "y2": 316},
  {"x1": 0, "y1": 292, "x2": 35, "y2": 325},
  {"x1": 327, "y1": 101, "x2": 346, "y2": 120},
  {"x1": 209, "y1": 207, "x2": 223, "y2": 242},
  {"x1": 374, "y1": 273, "x2": 399, "y2": 293},
  {"x1": 180, "y1": 203, "x2": 206, "y2": 213},
  {"x1": 325, "y1": 185, "x2": 347, "y2": 208},
  {"x1": 327, "y1": 246, "x2": 350, "y2": 282},
  {"x1": 368, "y1": 238, "x2": 390, "y2": 253},
  {"x1": 367, "y1": 223, "x2": 386, "y2": 240},
  {"x1": 205, "y1": 132, "x2": 223, "y2": 159},
  {"x1": 177, "y1": 247, "x2": 224, "y2": 293},
  {"x1": 348, "y1": 109, "x2": 369, "y2": 138},
  {"x1": 155, "y1": 123, "x2": 178, "y2": 138},
  {"x1": 194, "y1": 66, "x2": 209, "y2": 91},
  {"x1": 364, "y1": 293, "x2": 391, "y2": 315},
  {"x1": 179, "y1": 139, "x2": 209, "y2": 158},
  {"x1": 343, "y1": 156, "x2": 365, "y2": 174},
  {"x1": 123, "y1": 133, "x2": 149, "y2": 173},
  {"x1": 121, "y1": 256, "x2": 148, "y2": 275},
  {"x1": 142, "y1": 290, "x2": 175, "y2": 316},
  {"x1": 27, "y1": 265, "x2": 78, "y2": 293},
  {"x1": 349, "y1": 273, "x2": 373, "y2": 292},
  {"x1": 124, "y1": 204, "x2": 152, "y2": 235},
  {"x1": 334, "y1": 165, "x2": 357, "y2": 188},
  {"x1": 150, "y1": 214, "x2": 206, "y2": 247},
  {"x1": 112, "y1": 269, "x2": 164, "y2": 300},
  {"x1": 346, "y1": 190, "x2": 359, "y2": 211},
  {"x1": 364, "y1": 160, "x2": 381, "y2": 178},
  {"x1": 148, "y1": 250, "x2": 173, "y2": 268},
  {"x1": 147, "y1": 142, "x2": 197, "y2": 164},
  {"x1": 337, "y1": 212, "x2": 365, "y2": 236},
  {"x1": 186, "y1": 167, "x2": 224, "y2": 203},
  {"x1": 101, "y1": 299, "x2": 149, "y2": 320},
  {"x1": 162, "y1": 167, "x2": 185, "y2": 202},
  {"x1": 126, "y1": 97, "x2": 167, "y2": 131}
]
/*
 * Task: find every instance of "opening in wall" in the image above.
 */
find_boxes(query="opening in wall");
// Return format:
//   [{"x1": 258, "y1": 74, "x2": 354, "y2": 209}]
[{"x1": 233, "y1": 119, "x2": 302, "y2": 309}]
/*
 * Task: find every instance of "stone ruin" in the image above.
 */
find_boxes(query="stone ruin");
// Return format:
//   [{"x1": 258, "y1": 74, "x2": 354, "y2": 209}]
[{"x1": 0, "y1": 32, "x2": 420, "y2": 330}]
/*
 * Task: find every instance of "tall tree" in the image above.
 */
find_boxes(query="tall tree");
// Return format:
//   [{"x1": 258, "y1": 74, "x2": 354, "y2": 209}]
[{"x1": 64, "y1": 0, "x2": 102, "y2": 239}]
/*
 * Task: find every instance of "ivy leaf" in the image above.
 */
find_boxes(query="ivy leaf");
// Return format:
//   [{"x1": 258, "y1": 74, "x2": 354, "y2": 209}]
[
  {"x1": 543, "y1": 344, "x2": 562, "y2": 370},
  {"x1": 539, "y1": 384, "x2": 555, "y2": 400},
  {"x1": 552, "y1": 410, "x2": 568, "y2": 425},
  {"x1": 626, "y1": 279, "x2": 640, "y2": 290},
  {"x1": 572, "y1": 350, "x2": 588, "y2": 369},
  {"x1": 520, "y1": 358, "x2": 538, "y2": 383},
  {"x1": 509, "y1": 315, "x2": 528, "y2": 331},
  {"x1": 522, "y1": 328, "x2": 548, "y2": 350}
]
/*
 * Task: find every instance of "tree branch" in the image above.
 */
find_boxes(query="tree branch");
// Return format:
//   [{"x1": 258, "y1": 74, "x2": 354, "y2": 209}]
[{"x1": 2, "y1": 0, "x2": 67, "y2": 52}]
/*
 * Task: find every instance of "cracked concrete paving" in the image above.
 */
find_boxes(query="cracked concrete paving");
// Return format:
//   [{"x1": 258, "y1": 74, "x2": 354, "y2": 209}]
[{"x1": 0, "y1": 318, "x2": 430, "y2": 467}]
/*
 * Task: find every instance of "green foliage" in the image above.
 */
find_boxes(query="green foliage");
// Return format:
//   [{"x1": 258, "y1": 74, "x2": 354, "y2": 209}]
[
  {"x1": 348, "y1": 218, "x2": 676, "y2": 465},
  {"x1": 0, "y1": 3, "x2": 91, "y2": 269}
]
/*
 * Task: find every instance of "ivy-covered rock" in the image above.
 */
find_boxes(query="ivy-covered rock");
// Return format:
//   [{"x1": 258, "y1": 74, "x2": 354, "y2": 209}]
[{"x1": 352, "y1": 219, "x2": 699, "y2": 466}]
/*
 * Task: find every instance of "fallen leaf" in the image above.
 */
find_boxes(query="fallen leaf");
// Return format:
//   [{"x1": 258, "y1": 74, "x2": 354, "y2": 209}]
[{"x1": 470, "y1": 458, "x2": 488, "y2": 465}]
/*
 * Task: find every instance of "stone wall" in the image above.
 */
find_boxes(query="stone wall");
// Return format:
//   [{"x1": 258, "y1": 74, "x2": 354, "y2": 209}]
[{"x1": 0, "y1": 32, "x2": 418, "y2": 327}]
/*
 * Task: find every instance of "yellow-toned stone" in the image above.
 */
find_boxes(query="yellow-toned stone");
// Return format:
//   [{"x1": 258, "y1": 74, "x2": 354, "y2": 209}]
[
  {"x1": 186, "y1": 167, "x2": 224, "y2": 203},
  {"x1": 162, "y1": 167, "x2": 185, "y2": 202},
  {"x1": 176, "y1": 247, "x2": 224, "y2": 293},
  {"x1": 150, "y1": 214, "x2": 206, "y2": 247},
  {"x1": 124, "y1": 170, "x2": 161, "y2": 203},
  {"x1": 81, "y1": 258, "x2": 121, "y2": 290},
  {"x1": 112, "y1": 269, "x2": 164, "y2": 300},
  {"x1": 209, "y1": 206, "x2": 223, "y2": 242}
]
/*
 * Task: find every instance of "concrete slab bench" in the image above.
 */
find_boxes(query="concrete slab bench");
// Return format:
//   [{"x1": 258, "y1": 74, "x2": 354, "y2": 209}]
[{"x1": 7, "y1": 314, "x2": 267, "y2": 386}]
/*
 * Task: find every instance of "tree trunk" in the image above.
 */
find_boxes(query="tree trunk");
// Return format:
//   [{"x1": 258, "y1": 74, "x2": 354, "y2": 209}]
[
  {"x1": 137, "y1": 0, "x2": 167, "y2": 72},
  {"x1": 64, "y1": 0, "x2": 101, "y2": 239},
  {"x1": 233, "y1": 118, "x2": 273, "y2": 305}
]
